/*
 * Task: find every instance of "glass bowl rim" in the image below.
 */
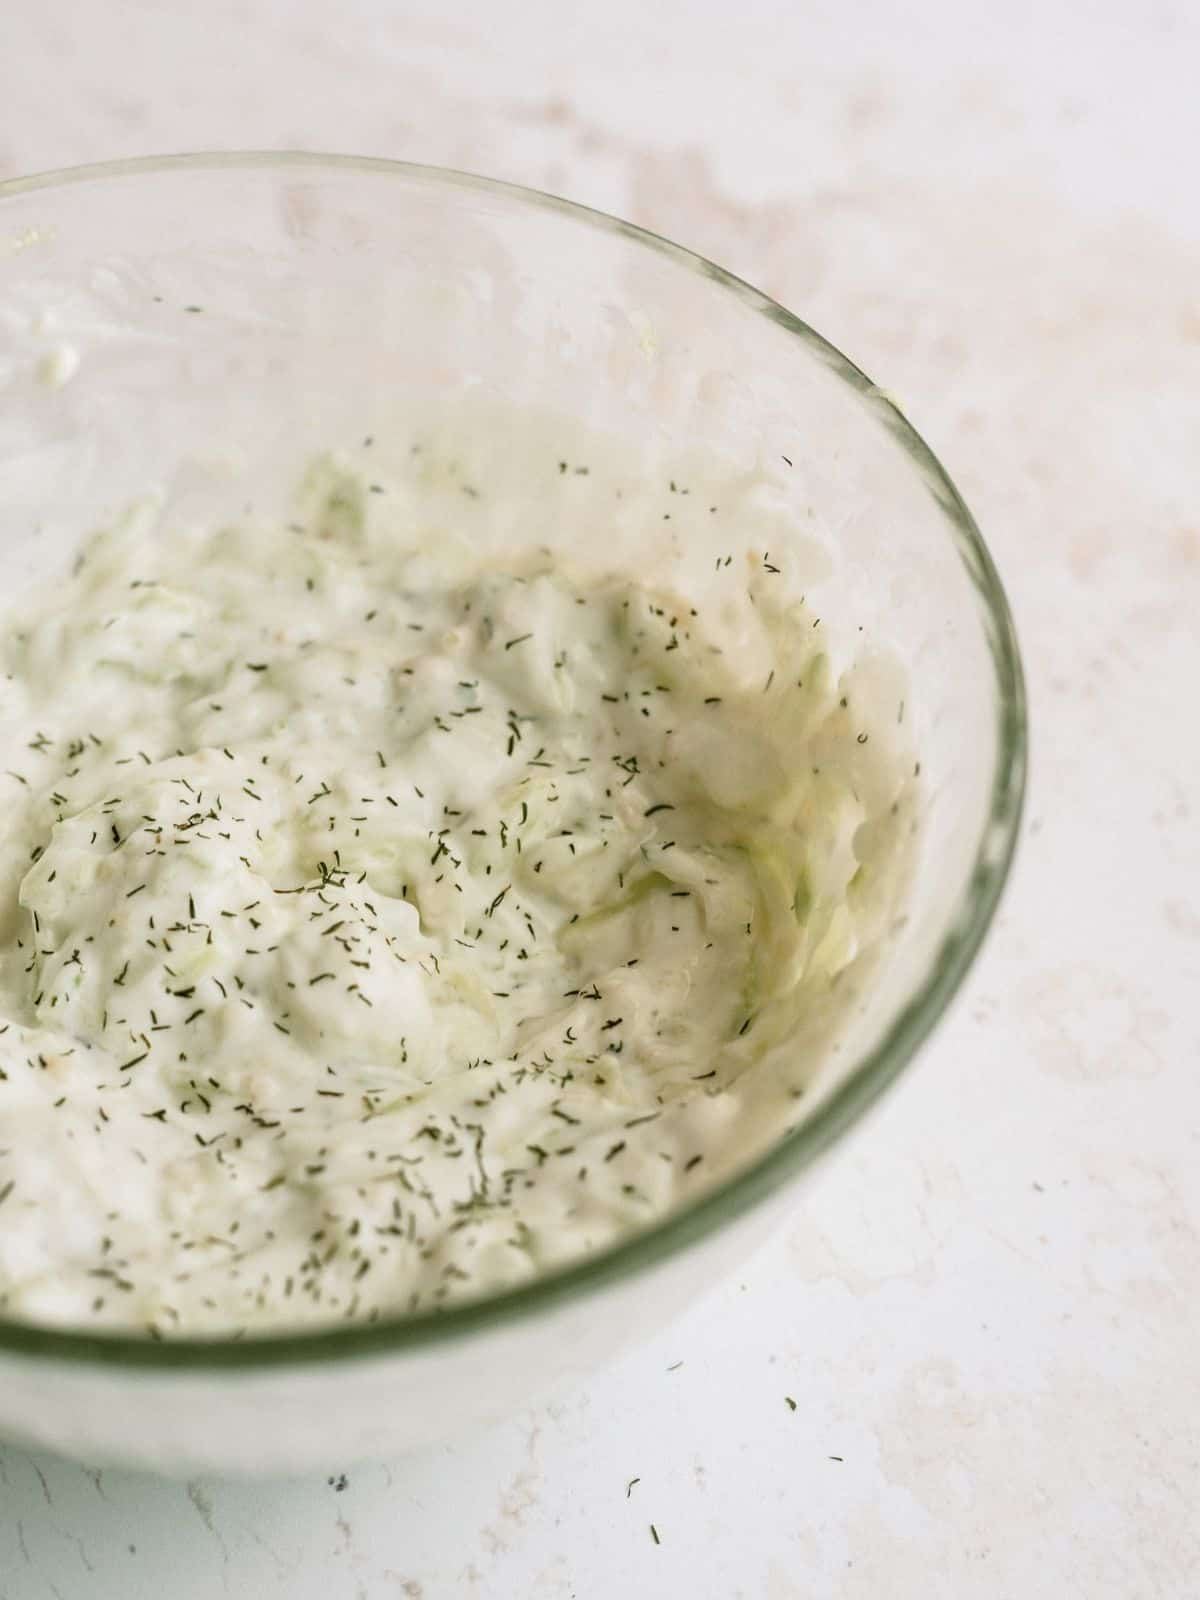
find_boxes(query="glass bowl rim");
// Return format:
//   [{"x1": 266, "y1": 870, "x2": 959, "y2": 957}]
[{"x1": 0, "y1": 151, "x2": 1027, "y2": 1370}]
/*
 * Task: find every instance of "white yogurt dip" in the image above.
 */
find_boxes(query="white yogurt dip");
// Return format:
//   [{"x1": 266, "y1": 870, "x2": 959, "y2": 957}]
[{"x1": 0, "y1": 451, "x2": 915, "y2": 1334}]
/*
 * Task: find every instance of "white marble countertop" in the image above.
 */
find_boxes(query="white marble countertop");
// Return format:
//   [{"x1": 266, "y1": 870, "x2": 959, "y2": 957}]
[{"x1": 1, "y1": 2, "x2": 1197, "y2": 1595}]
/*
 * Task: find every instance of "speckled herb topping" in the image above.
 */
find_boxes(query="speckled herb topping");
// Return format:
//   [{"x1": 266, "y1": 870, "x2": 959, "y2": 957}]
[{"x1": 0, "y1": 454, "x2": 914, "y2": 1335}]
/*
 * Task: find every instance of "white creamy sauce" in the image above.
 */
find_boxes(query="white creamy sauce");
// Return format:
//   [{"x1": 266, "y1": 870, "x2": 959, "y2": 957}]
[{"x1": 0, "y1": 452, "x2": 916, "y2": 1334}]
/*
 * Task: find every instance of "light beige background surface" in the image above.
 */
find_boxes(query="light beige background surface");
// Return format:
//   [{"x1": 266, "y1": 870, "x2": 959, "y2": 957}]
[{"x1": 1, "y1": 2, "x2": 1197, "y2": 1595}]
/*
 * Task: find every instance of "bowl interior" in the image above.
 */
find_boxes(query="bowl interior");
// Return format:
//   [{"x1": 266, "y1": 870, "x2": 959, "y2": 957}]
[{"x1": 0, "y1": 155, "x2": 1025, "y2": 1366}]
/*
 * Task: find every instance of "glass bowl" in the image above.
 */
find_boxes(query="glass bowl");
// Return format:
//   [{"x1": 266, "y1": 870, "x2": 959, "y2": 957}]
[{"x1": 0, "y1": 154, "x2": 1025, "y2": 1474}]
